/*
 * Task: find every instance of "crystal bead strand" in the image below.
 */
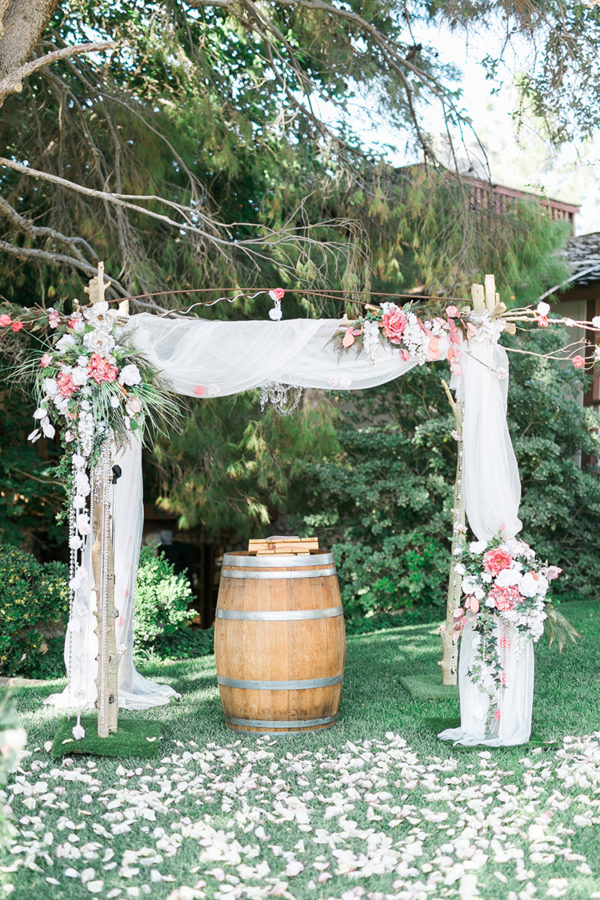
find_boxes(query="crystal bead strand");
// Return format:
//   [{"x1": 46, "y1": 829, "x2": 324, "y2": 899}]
[
  {"x1": 66, "y1": 456, "x2": 78, "y2": 709},
  {"x1": 92, "y1": 443, "x2": 110, "y2": 734}
]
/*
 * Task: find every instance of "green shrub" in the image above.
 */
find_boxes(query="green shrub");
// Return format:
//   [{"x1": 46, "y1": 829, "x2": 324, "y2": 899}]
[
  {"x1": 0, "y1": 545, "x2": 68, "y2": 677},
  {"x1": 134, "y1": 546, "x2": 193, "y2": 646},
  {"x1": 138, "y1": 626, "x2": 214, "y2": 662}
]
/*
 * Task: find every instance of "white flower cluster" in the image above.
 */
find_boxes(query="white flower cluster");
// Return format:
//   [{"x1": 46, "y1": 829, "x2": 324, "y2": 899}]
[
  {"x1": 466, "y1": 310, "x2": 506, "y2": 344},
  {"x1": 363, "y1": 319, "x2": 381, "y2": 364},
  {"x1": 402, "y1": 311, "x2": 428, "y2": 364}
]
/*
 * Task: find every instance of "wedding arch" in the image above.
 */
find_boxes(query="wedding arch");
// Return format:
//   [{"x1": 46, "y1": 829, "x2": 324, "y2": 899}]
[{"x1": 2, "y1": 265, "x2": 592, "y2": 747}]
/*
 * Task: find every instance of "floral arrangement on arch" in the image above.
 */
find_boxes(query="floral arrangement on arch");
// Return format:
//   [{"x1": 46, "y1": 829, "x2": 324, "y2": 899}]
[
  {"x1": 0, "y1": 300, "x2": 179, "y2": 577},
  {"x1": 0, "y1": 301, "x2": 178, "y2": 465},
  {"x1": 453, "y1": 535, "x2": 561, "y2": 726},
  {"x1": 334, "y1": 301, "x2": 509, "y2": 373}
]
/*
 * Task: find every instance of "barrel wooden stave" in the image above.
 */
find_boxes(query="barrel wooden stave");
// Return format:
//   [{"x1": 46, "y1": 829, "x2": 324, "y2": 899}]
[{"x1": 215, "y1": 553, "x2": 345, "y2": 733}]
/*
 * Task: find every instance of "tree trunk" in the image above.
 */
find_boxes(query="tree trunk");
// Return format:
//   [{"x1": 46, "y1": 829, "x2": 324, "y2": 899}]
[{"x1": 0, "y1": 0, "x2": 59, "y2": 81}]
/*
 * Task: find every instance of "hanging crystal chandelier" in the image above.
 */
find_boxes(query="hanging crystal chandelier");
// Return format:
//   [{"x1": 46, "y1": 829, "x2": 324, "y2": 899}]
[{"x1": 259, "y1": 382, "x2": 304, "y2": 416}]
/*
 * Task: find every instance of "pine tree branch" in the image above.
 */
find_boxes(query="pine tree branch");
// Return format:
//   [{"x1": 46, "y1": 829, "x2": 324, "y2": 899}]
[
  {"x1": 0, "y1": 195, "x2": 98, "y2": 263},
  {"x1": 0, "y1": 40, "x2": 115, "y2": 105},
  {"x1": 0, "y1": 239, "x2": 127, "y2": 295}
]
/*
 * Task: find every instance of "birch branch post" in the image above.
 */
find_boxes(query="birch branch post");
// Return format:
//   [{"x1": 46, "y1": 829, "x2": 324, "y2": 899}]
[
  {"x1": 438, "y1": 378, "x2": 465, "y2": 686},
  {"x1": 87, "y1": 263, "x2": 120, "y2": 737}
]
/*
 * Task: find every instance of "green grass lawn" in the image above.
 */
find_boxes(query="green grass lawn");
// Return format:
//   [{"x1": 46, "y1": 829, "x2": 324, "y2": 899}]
[{"x1": 2, "y1": 599, "x2": 600, "y2": 900}]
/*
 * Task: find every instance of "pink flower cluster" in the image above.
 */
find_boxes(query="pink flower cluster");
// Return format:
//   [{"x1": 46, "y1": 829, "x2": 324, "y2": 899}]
[
  {"x1": 483, "y1": 547, "x2": 512, "y2": 576},
  {"x1": 0, "y1": 314, "x2": 24, "y2": 331},
  {"x1": 57, "y1": 371, "x2": 77, "y2": 398},
  {"x1": 88, "y1": 353, "x2": 118, "y2": 384},
  {"x1": 488, "y1": 583, "x2": 522, "y2": 612}
]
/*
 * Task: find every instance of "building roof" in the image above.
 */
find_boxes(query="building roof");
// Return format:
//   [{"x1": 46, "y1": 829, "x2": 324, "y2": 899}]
[{"x1": 565, "y1": 232, "x2": 600, "y2": 286}]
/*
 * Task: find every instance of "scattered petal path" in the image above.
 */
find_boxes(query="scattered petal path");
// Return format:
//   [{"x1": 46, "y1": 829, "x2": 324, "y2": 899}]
[{"x1": 2, "y1": 731, "x2": 600, "y2": 899}]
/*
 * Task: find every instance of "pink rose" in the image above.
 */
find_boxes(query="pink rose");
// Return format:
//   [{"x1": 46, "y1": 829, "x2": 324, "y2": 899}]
[
  {"x1": 272, "y1": 288, "x2": 285, "y2": 301},
  {"x1": 0, "y1": 314, "x2": 11, "y2": 327},
  {"x1": 11, "y1": 322, "x2": 24, "y2": 332},
  {"x1": 40, "y1": 353, "x2": 52, "y2": 368},
  {"x1": 483, "y1": 548, "x2": 513, "y2": 576},
  {"x1": 193, "y1": 385, "x2": 205, "y2": 396},
  {"x1": 573, "y1": 355, "x2": 585, "y2": 369},
  {"x1": 446, "y1": 305, "x2": 459, "y2": 318},
  {"x1": 381, "y1": 307, "x2": 407, "y2": 345}
]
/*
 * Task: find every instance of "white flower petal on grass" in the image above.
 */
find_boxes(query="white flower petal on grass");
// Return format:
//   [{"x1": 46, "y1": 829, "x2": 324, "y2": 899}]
[{"x1": 284, "y1": 860, "x2": 304, "y2": 876}]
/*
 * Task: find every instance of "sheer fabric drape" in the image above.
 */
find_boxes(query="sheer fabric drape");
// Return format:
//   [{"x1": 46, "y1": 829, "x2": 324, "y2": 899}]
[{"x1": 439, "y1": 340, "x2": 533, "y2": 747}]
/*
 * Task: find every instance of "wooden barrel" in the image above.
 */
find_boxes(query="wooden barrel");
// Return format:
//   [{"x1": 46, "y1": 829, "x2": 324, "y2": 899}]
[{"x1": 214, "y1": 551, "x2": 346, "y2": 734}]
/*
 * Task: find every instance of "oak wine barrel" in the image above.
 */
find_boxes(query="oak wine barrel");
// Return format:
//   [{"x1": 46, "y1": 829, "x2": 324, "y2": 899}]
[{"x1": 214, "y1": 551, "x2": 346, "y2": 734}]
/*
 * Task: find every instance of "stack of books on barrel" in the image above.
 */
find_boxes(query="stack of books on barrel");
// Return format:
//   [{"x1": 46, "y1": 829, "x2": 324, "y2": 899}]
[{"x1": 248, "y1": 536, "x2": 319, "y2": 555}]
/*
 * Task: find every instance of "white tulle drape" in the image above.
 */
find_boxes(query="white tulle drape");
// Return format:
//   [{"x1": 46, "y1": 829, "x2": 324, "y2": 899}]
[
  {"x1": 439, "y1": 340, "x2": 533, "y2": 747},
  {"x1": 46, "y1": 315, "x2": 531, "y2": 737},
  {"x1": 46, "y1": 437, "x2": 179, "y2": 710}
]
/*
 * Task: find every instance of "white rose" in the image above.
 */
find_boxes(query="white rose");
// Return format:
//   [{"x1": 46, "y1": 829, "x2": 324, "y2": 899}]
[
  {"x1": 520, "y1": 572, "x2": 549, "y2": 597},
  {"x1": 83, "y1": 330, "x2": 115, "y2": 356},
  {"x1": 455, "y1": 563, "x2": 466, "y2": 575},
  {"x1": 469, "y1": 540, "x2": 488, "y2": 554},
  {"x1": 461, "y1": 575, "x2": 479, "y2": 595},
  {"x1": 495, "y1": 567, "x2": 523, "y2": 588},
  {"x1": 71, "y1": 365, "x2": 89, "y2": 386},
  {"x1": 55, "y1": 334, "x2": 77, "y2": 353},
  {"x1": 536, "y1": 301, "x2": 550, "y2": 317},
  {"x1": 43, "y1": 377, "x2": 58, "y2": 397},
  {"x1": 118, "y1": 364, "x2": 142, "y2": 386}
]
